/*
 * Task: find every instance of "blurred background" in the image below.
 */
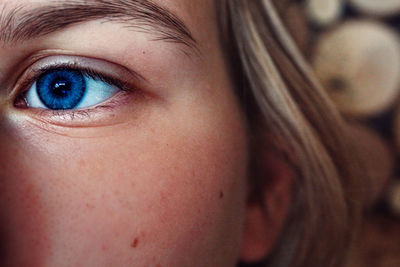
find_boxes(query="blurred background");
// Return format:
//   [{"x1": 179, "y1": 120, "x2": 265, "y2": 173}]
[{"x1": 273, "y1": 0, "x2": 400, "y2": 266}]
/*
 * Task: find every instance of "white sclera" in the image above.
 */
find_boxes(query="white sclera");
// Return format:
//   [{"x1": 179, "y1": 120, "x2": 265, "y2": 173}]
[
  {"x1": 26, "y1": 81, "x2": 46, "y2": 109},
  {"x1": 25, "y1": 75, "x2": 119, "y2": 109},
  {"x1": 313, "y1": 20, "x2": 400, "y2": 117},
  {"x1": 75, "y1": 77, "x2": 119, "y2": 108}
]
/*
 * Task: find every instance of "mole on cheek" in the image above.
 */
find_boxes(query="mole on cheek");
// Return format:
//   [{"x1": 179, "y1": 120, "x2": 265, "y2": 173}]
[{"x1": 130, "y1": 237, "x2": 139, "y2": 248}]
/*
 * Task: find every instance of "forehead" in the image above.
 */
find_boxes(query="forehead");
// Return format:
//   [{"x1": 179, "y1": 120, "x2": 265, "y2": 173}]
[
  {"x1": 0, "y1": 0, "x2": 217, "y2": 51},
  {"x1": 0, "y1": 0, "x2": 208, "y2": 8},
  {"x1": 158, "y1": 0, "x2": 217, "y2": 39},
  {"x1": 0, "y1": 0, "x2": 214, "y2": 24}
]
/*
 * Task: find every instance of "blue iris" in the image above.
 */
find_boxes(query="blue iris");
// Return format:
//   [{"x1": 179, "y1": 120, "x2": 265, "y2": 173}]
[
  {"x1": 37, "y1": 69, "x2": 85, "y2": 110},
  {"x1": 25, "y1": 68, "x2": 119, "y2": 110}
]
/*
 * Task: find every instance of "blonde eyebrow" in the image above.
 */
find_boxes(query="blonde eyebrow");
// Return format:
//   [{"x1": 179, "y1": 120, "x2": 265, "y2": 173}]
[{"x1": 0, "y1": 0, "x2": 199, "y2": 53}]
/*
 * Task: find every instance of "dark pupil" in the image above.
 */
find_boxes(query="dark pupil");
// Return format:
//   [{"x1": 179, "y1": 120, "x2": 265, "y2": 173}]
[
  {"x1": 52, "y1": 80, "x2": 71, "y2": 96},
  {"x1": 37, "y1": 69, "x2": 86, "y2": 110}
]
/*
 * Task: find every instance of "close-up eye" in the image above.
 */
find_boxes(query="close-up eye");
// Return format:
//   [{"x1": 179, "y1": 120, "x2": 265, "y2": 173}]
[{"x1": 24, "y1": 68, "x2": 120, "y2": 110}]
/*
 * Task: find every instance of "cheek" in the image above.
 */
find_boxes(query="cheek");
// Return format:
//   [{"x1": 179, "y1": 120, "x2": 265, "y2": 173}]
[
  {"x1": 0, "y1": 121, "x2": 51, "y2": 267},
  {"x1": 0, "y1": 104, "x2": 248, "y2": 266}
]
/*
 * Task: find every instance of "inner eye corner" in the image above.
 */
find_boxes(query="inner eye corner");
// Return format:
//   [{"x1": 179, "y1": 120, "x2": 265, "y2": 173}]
[{"x1": 13, "y1": 92, "x2": 29, "y2": 109}]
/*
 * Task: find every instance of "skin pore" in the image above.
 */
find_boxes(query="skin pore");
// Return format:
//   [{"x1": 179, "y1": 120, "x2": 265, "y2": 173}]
[{"x1": 0, "y1": 0, "x2": 250, "y2": 266}]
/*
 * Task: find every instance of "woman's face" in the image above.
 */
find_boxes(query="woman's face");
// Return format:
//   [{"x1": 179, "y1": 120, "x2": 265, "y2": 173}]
[{"x1": 0, "y1": 0, "x2": 249, "y2": 266}]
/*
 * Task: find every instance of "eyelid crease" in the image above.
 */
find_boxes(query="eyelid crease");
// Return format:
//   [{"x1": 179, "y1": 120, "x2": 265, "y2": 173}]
[
  {"x1": 17, "y1": 59, "x2": 144, "y2": 100},
  {"x1": 0, "y1": 0, "x2": 200, "y2": 57}
]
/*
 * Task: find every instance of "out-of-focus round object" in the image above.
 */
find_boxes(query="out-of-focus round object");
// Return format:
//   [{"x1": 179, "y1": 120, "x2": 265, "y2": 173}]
[
  {"x1": 344, "y1": 123, "x2": 394, "y2": 208},
  {"x1": 349, "y1": 0, "x2": 400, "y2": 17},
  {"x1": 306, "y1": 0, "x2": 344, "y2": 27},
  {"x1": 313, "y1": 20, "x2": 400, "y2": 117}
]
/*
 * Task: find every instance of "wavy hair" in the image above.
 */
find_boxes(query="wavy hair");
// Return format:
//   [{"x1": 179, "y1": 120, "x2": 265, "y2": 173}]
[{"x1": 216, "y1": 1, "x2": 362, "y2": 267}]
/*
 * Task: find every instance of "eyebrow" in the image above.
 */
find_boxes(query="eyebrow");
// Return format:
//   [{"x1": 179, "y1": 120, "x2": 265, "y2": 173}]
[{"x1": 0, "y1": 0, "x2": 199, "y2": 53}]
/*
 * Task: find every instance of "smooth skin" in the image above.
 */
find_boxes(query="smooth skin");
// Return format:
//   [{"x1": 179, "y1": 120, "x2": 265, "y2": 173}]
[{"x1": 0, "y1": 1, "x2": 292, "y2": 266}]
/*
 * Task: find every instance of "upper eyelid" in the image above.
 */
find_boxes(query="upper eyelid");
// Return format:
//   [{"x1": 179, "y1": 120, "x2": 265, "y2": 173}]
[
  {"x1": 13, "y1": 55, "x2": 146, "y2": 96},
  {"x1": 27, "y1": 65, "x2": 130, "y2": 93},
  {"x1": 29, "y1": 55, "x2": 147, "y2": 82}
]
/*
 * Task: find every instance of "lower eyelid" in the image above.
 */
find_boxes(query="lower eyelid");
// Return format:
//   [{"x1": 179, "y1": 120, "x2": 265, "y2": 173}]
[{"x1": 23, "y1": 90, "x2": 135, "y2": 127}]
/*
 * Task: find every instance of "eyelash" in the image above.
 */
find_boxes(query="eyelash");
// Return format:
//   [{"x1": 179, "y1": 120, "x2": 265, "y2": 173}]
[
  {"x1": 15, "y1": 63, "x2": 134, "y2": 116},
  {"x1": 20, "y1": 63, "x2": 132, "y2": 94}
]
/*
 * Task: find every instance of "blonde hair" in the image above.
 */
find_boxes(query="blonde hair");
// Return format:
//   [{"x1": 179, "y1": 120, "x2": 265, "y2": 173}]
[{"x1": 217, "y1": 1, "x2": 362, "y2": 267}]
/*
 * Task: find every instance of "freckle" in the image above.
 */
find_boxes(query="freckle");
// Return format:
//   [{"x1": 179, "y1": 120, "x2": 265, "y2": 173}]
[
  {"x1": 131, "y1": 238, "x2": 139, "y2": 248},
  {"x1": 219, "y1": 191, "x2": 224, "y2": 199}
]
